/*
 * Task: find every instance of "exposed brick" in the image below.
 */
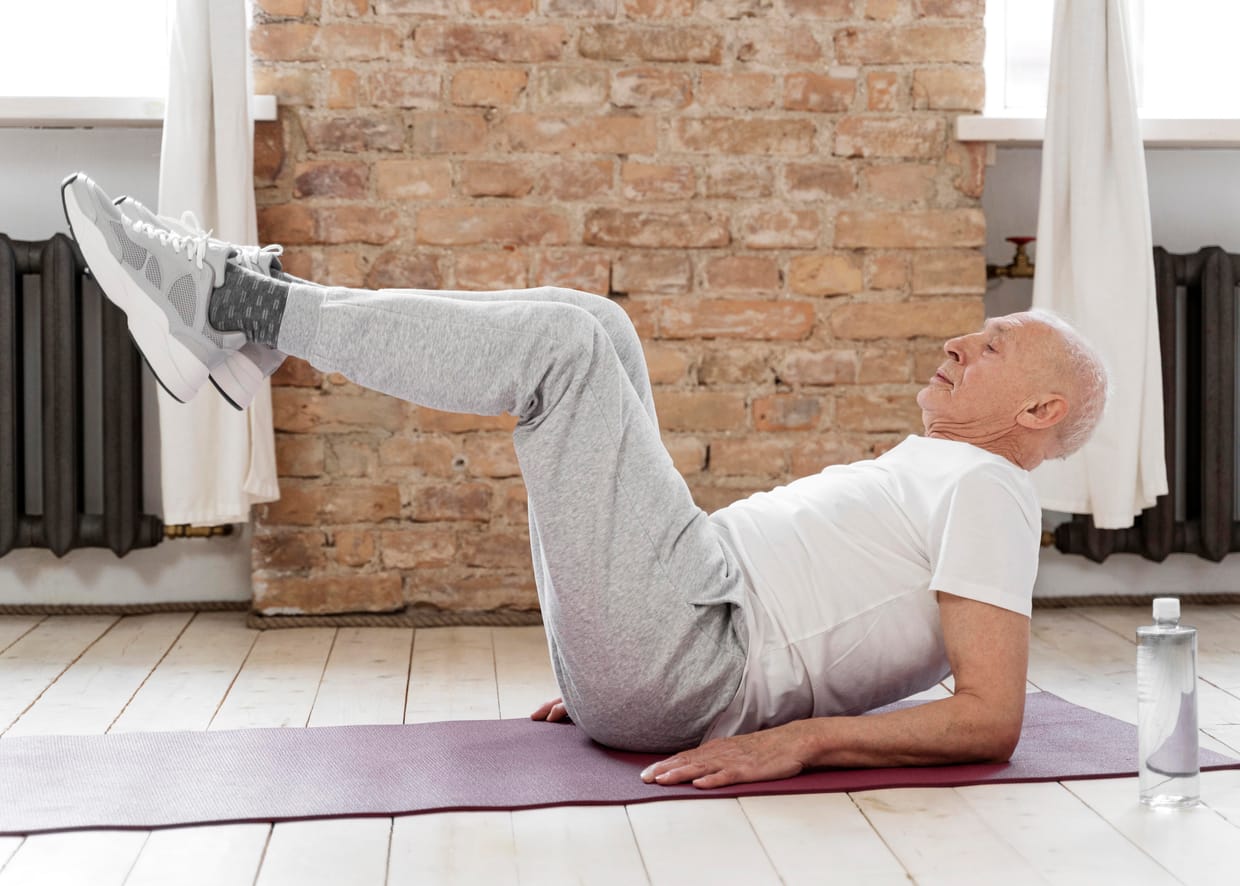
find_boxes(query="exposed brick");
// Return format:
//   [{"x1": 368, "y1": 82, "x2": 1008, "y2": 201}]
[
  {"x1": 327, "y1": 438, "x2": 377, "y2": 478},
  {"x1": 463, "y1": 0, "x2": 533, "y2": 14},
  {"x1": 460, "y1": 160, "x2": 536, "y2": 197},
  {"x1": 612, "y1": 253, "x2": 692, "y2": 293},
  {"x1": 254, "y1": 530, "x2": 327, "y2": 572},
  {"x1": 710, "y1": 437, "x2": 788, "y2": 477},
  {"x1": 784, "y1": 163, "x2": 855, "y2": 201},
  {"x1": 784, "y1": 0, "x2": 854, "y2": 16},
  {"x1": 414, "y1": 23, "x2": 568, "y2": 62},
  {"x1": 654, "y1": 391, "x2": 748, "y2": 431},
  {"x1": 688, "y1": 483, "x2": 766, "y2": 513},
  {"x1": 829, "y1": 298, "x2": 984, "y2": 339},
  {"x1": 276, "y1": 434, "x2": 326, "y2": 477},
  {"x1": 317, "y1": 24, "x2": 406, "y2": 61},
  {"x1": 455, "y1": 249, "x2": 528, "y2": 289},
  {"x1": 459, "y1": 530, "x2": 532, "y2": 569},
  {"x1": 409, "y1": 573, "x2": 538, "y2": 612},
  {"x1": 585, "y1": 209, "x2": 729, "y2": 248},
  {"x1": 375, "y1": 159, "x2": 453, "y2": 200},
  {"x1": 861, "y1": 162, "x2": 937, "y2": 204},
  {"x1": 293, "y1": 161, "x2": 369, "y2": 199},
  {"x1": 704, "y1": 163, "x2": 775, "y2": 199},
  {"x1": 643, "y1": 343, "x2": 693, "y2": 384},
  {"x1": 946, "y1": 140, "x2": 986, "y2": 198},
  {"x1": 580, "y1": 24, "x2": 723, "y2": 63},
  {"x1": 366, "y1": 251, "x2": 445, "y2": 289},
  {"x1": 867, "y1": 252, "x2": 909, "y2": 289},
  {"x1": 325, "y1": 250, "x2": 366, "y2": 287},
  {"x1": 834, "y1": 116, "x2": 945, "y2": 158},
  {"x1": 788, "y1": 254, "x2": 863, "y2": 296},
  {"x1": 251, "y1": 23, "x2": 317, "y2": 61},
  {"x1": 673, "y1": 117, "x2": 816, "y2": 155},
  {"x1": 703, "y1": 255, "x2": 780, "y2": 292},
  {"x1": 621, "y1": 162, "x2": 695, "y2": 200},
  {"x1": 411, "y1": 483, "x2": 494, "y2": 521},
  {"x1": 704, "y1": 0, "x2": 776, "y2": 17},
  {"x1": 302, "y1": 114, "x2": 406, "y2": 153},
  {"x1": 623, "y1": 0, "x2": 694, "y2": 15},
  {"x1": 789, "y1": 437, "x2": 868, "y2": 476},
  {"x1": 418, "y1": 207, "x2": 570, "y2": 246},
  {"x1": 254, "y1": 67, "x2": 316, "y2": 106},
  {"x1": 533, "y1": 67, "x2": 610, "y2": 106},
  {"x1": 836, "y1": 392, "x2": 923, "y2": 432},
  {"x1": 698, "y1": 71, "x2": 776, "y2": 109},
  {"x1": 857, "y1": 348, "x2": 912, "y2": 383},
  {"x1": 835, "y1": 209, "x2": 985, "y2": 248},
  {"x1": 915, "y1": 0, "x2": 983, "y2": 17},
  {"x1": 254, "y1": 573, "x2": 404, "y2": 616},
  {"x1": 835, "y1": 25, "x2": 984, "y2": 64},
  {"x1": 660, "y1": 300, "x2": 815, "y2": 340},
  {"x1": 911, "y1": 249, "x2": 986, "y2": 294},
  {"x1": 778, "y1": 349, "x2": 857, "y2": 385},
  {"x1": 256, "y1": 0, "x2": 308, "y2": 14},
  {"x1": 318, "y1": 206, "x2": 399, "y2": 245},
  {"x1": 462, "y1": 435, "x2": 521, "y2": 477},
  {"x1": 378, "y1": 435, "x2": 456, "y2": 474},
  {"x1": 784, "y1": 72, "x2": 856, "y2": 113},
  {"x1": 736, "y1": 208, "x2": 820, "y2": 249},
  {"x1": 866, "y1": 71, "x2": 900, "y2": 111},
  {"x1": 259, "y1": 483, "x2": 403, "y2": 525},
  {"x1": 328, "y1": 70, "x2": 361, "y2": 109},
  {"x1": 412, "y1": 112, "x2": 489, "y2": 153},
  {"x1": 258, "y1": 205, "x2": 312, "y2": 245},
  {"x1": 380, "y1": 529, "x2": 458, "y2": 569},
  {"x1": 665, "y1": 435, "x2": 707, "y2": 474},
  {"x1": 333, "y1": 529, "x2": 376, "y2": 567},
  {"x1": 272, "y1": 357, "x2": 322, "y2": 388},
  {"x1": 332, "y1": 0, "x2": 371, "y2": 15},
  {"x1": 254, "y1": 120, "x2": 285, "y2": 186},
  {"x1": 698, "y1": 346, "x2": 773, "y2": 384},
  {"x1": 535, "y1": 158, "x2": 615, "y2": 200},
  {"x1": 912, "y1": 67, "x2": 984, "y2": 111},
  {"x1": 542, "y1": 0, "x2": 615, "y2": 13},
  {"x1": 534, "y1": 251, "x2": 611, "y2": 293},
  {"x1": 753, "y1": 394, "x2": 821, "y2": 431},
  {"x1": 611, "y1": 67, "x2": 692, "y2": 109},
  {"x1": 734, "y1": 24, "x2": 822, "y2": 64},
  {"x1": 498, "y1": 114, "x2": 657, "y2": 153},
  {"x1": 367, "y1": 70, "x2": 441, "y2": 108},
  {"x1": 274, "y1": 389, "x2": 409, "y2": 433},
  {"x1": 414, "y1": 407, "x2": 519, "y2": 432},
  {"x1": 452, "y1": 68, "x2": 529, "y2": 106}
]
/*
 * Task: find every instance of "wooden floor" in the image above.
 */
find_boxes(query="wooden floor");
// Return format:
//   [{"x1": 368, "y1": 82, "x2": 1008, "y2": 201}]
[{"x1": 1, "y1": 606, "x2": 1238, "y2": 885}]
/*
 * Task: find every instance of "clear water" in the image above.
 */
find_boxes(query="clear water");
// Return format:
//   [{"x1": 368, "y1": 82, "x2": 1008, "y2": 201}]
[{"x1": 1136, "y1": 624, "x2": 1200, "y2": 807}]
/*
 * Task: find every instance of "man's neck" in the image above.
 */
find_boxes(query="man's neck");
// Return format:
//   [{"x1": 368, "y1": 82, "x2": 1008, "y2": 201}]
[{"x1": 923, "y1": 427, "x2": 1041, "y2": 470}]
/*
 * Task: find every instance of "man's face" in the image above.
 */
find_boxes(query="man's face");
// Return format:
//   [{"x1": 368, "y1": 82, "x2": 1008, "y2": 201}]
[{"x1": 916, "y1": 313, "x2": 1059, "y2": 436}]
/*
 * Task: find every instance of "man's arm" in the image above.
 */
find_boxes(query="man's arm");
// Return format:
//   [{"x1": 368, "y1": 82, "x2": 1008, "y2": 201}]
[{"x1": 641, "y1": 592, "x2": 1030, "y2": 788}]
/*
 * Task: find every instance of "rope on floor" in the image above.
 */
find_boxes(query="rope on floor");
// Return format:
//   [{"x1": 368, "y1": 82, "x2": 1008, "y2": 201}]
[
  {"x1": 0, "y1": 600, "x2": 249, "y2": 616},
  {"x1": 244, "y1": 608, "x2": 544, "y2": 629}
]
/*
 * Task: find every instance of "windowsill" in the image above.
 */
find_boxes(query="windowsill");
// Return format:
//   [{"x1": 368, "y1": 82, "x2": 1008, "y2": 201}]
[
  {"x1": 957, "y1": 115, "x2": 1240, "y2": 148},
  {"x1": 0, "y1": 95, "x2": 278, "y2": 128}
]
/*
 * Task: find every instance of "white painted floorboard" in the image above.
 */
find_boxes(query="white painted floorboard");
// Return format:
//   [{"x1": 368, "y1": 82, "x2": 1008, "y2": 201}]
[{"x1": 0, "y1": 605, "x2": 1238, "y2": 885}]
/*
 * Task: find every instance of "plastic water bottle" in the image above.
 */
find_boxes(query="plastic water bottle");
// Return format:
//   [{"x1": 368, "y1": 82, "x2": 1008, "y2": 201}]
[{"x1": 1136, "y1": 597, "x2": 1200, "y2": 807}]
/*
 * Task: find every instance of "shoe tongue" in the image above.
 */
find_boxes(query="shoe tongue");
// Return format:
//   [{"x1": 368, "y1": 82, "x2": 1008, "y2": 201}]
[{"x1": 203, "y1": 242, "x2": 233, "y2": 288}]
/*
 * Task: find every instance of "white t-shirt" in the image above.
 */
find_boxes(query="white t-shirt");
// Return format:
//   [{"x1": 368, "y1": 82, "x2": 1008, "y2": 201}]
[{"x1": 704, "y1": 435, "x2": 1041, "y2": 741}]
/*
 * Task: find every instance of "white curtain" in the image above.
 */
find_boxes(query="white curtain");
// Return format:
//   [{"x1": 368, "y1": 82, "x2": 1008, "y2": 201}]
[
  {"x1": 157, "y1": 0, "x2": 279, "y2": 525},
  {"x1": 1031, "y1": 0, "x2": 1167, "y2": 529}
]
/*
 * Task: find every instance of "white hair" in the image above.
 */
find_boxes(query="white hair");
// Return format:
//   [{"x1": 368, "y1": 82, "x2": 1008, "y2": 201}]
[{"x1": 1024, "y1": 308, "x2": 1110, "y2": 458}]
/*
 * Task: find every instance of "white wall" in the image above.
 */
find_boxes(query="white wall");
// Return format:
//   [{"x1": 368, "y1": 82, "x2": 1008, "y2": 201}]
[
  {"x1": 0, "y1": 127, "x2": 250, "y2": 605},
  {"x1": 983, "y1": 146, "x2": 1240, "y2": 597}
]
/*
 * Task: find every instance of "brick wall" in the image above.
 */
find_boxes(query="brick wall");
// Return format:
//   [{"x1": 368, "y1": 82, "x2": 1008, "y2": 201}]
[{"x1": 249, "y1": 0, "x2": 987, "y2": 616}]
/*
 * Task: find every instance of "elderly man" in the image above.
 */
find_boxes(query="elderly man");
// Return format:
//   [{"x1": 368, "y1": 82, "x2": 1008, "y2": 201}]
[{"x1": 62, "y1": 173, "x2": 1108, "y2": 789}]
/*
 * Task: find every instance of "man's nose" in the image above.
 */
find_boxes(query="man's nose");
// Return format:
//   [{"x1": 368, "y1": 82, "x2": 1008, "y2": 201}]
[{"x1": 943, "y1": 336, "x2": 964, "y2": 362}]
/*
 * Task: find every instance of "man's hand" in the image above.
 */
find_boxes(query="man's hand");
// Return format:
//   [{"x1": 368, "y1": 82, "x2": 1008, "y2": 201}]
[
  {"x1": 531, "y1": 697, "x2": 570, "y2": 722},
  {"x1": 640, "y1": 721, "x2": 814, "y2": 789}
]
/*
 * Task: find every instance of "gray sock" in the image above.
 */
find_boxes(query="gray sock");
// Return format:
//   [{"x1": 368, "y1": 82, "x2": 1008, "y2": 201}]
[{"x1": 210, "y1": 261, "x2": 290, "y2": 348}]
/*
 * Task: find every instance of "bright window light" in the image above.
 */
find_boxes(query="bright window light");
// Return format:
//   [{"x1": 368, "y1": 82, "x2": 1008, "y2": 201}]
[
  {"x1": 986, "y1": 0, "x2": 1240, "y2": 118},
  {"x1": 0, "y1": 1, "x2": 169, "y2": 98}
]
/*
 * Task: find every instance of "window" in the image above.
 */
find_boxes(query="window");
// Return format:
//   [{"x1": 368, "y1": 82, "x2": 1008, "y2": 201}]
[
  {"x1": 985, "y1": 0, "x2": 1240, "y2": 118},
  {"x1": 0, "y1": 1, "x2": 170, "y2": 99}
]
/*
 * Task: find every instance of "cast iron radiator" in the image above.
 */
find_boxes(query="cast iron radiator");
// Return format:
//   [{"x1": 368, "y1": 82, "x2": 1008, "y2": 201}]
[
  {"x1": 1054, "y1": 246, "x2": 1238, "y2": 563},
  {"x1": 0, "y1": 233, "x2": 163, "y2": 557}
]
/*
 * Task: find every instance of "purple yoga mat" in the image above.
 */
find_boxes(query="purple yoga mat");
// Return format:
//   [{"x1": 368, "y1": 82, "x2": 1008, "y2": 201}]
[{"x1": 1, "y1": 691, "x2": 1237, "y2": 835}]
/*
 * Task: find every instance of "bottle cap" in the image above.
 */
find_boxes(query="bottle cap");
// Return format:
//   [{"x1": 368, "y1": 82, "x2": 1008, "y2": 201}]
[{"x1": 1153, "y1": 597, "x2": 1180, "y2": 621}]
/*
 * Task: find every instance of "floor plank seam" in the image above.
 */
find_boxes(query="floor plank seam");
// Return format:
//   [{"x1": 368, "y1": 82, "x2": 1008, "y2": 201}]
[{"x1": 106, "y1": 613, "x2": 196, "y2": 735}]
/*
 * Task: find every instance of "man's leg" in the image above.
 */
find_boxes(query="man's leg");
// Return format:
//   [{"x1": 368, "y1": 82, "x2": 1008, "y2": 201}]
[{"x1": 271, "y1": 281, "x2": 746, "y2": 752}]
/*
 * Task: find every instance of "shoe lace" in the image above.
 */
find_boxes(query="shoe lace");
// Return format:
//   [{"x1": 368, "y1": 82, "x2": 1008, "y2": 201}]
[
  {"x1": 131, "y1": 219, "x2": 211, "y2": 269},
  {"x1": 178, "y1": 211, "x2": 284, "y2": 271}
]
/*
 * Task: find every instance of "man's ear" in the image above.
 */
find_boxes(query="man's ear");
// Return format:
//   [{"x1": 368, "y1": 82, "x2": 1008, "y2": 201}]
[{"x1": 1016, "y1": 394, "x2": 1068, "y2": 430}]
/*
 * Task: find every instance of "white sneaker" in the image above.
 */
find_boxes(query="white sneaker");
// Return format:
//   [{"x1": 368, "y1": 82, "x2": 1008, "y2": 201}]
[{"x1": 114, "y1": 195, "x2": 288, "y2": 410}]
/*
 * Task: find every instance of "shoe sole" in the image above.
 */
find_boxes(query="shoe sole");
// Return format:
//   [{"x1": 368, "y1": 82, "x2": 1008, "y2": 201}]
[
  {"x1": 209, "y1": 355, "x2": 265, "y2": 411},
  {"x1": 61, "y1": 174, "x2": 208, "y2": 403}
]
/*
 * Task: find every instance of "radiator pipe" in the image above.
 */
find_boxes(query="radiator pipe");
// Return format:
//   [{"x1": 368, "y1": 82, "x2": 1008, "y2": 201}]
[{"x1": 164, "y1": 524, "x2": 235, "y2": 539}]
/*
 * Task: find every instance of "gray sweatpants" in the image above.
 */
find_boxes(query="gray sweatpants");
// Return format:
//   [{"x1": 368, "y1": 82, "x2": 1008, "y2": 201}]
[{"x1": 275, "y1": 283, "x2": 748, "y2": 752}]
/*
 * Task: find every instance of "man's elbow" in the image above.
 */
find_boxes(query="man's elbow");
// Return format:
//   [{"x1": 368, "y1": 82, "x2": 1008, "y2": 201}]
[{"x1": 977, "y1": 718, "x2": 1022, "y2": 763}]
